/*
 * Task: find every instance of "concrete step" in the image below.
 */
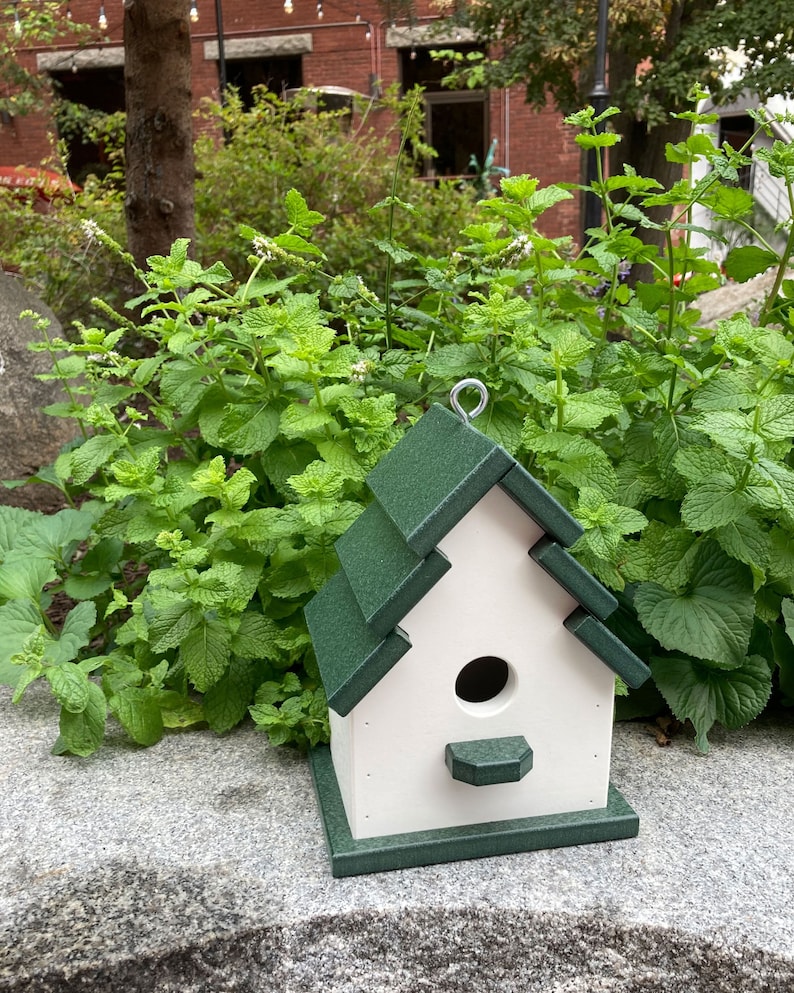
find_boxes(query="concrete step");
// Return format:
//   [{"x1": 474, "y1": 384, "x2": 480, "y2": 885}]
[{"x1": 1, "y1": 684, "x2": 792, "y2": 992}]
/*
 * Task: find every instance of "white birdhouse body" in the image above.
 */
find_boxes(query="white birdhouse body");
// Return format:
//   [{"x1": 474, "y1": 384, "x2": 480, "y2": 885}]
[
  {"x1": 305, "y1": 397, "x2": 651, "y2": 875},
  {"x1": 331, "y1": 485, "x2": 615, "y2": 839}
]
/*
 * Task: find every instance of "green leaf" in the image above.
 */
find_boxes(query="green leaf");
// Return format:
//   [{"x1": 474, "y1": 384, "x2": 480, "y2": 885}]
[
  {"x1": 723, "y1": 246, "x2": 779, "y2": 283},
  {"x1": 148, "y1": 601, "x2": 200, "y2": 653},
  {"x1": 757, "y1": 395, "x2": 794, "y2": 442},
  {"x1": 109, "y1": 687, "x2": 164, "y2": 746},
  {"x1": 680, "y1": 473, "x2": 749, "y2": 530},
  {"x1": 0, "y1": 506, "x2": 41, "y2": 561},
  {"x1": 650, "y1": 654, "x2": 772, "y2": 752},
  {"x1": 180, "y1": 616, "x2": 232, "y2": 692},
  {"x1": 12, "y1": 509, "x2": 94, "y2": 562},
  {"x1": 284, "y1": 188, "x2": 324, "y2": 234},
  {"x1": 199, "y1": 395, "x2": 280, "y2": 455},
  {"x1": 47, "y1": 601, "x2": 97, "y2": 665},
  {"x1": 0, "y1": 599, "x2": 44, "y2": 686},
  {"x1": 232, "y1": 611, "x2": 279, "y2": 659},
  {"x1": 69, "y1": 434, "x2": 124, "y2": 485},
  {"x1": 54, "y1": 680, "x2": 107, "y2": 756},
  {"x1": 634, "y1": 543, "x2": 754, "y2": 666},
  {"x1": 0, "y1": 556, "x2": 57, "y2": 603},
  {"x1": 562, "y1": 388, "x2": 622, "y2": 429},
  {"x1": 203, "y1": 657, "x2": 256, "y2": 734},
  {"x1": 46, "y1": 664, "x2": 91, "y2": 714}
]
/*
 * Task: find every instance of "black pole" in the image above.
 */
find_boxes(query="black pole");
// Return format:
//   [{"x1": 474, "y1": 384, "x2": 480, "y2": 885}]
[
  {"x1": 215, "y1": 0, "x2": 227, "y2": 104},
  {"x1": 583, "y1": 0, "x2": 610, "y2": 241}
]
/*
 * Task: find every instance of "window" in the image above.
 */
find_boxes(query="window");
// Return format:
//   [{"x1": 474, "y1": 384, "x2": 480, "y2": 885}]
[
  {"x1": 50, "y1": 67, "x2": 125, "y2": 184},
  {"x1": 226, "y1": 55, "x2": 303, "y2": 106},
  {"x1": 401, "y1": 46, "x2": 487, "y2": 179}
]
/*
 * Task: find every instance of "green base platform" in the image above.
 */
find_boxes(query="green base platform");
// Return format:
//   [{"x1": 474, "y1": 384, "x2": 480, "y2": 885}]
[{"x1": 308, "y1": 744, "x2": 641, "y2": 877}]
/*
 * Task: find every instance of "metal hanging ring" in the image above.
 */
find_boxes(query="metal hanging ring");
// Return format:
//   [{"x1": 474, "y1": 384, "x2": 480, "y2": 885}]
[{"x1": 449, "y1": 378, "x2": 489, "y2": 423}]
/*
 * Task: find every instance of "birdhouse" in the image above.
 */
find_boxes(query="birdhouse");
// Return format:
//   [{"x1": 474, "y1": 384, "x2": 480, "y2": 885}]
[{"x1": 305, "y1": 380, "x2": 650, "y2": 877}]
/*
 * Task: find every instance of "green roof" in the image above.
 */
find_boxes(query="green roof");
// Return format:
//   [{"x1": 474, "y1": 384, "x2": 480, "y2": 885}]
[{"x1": 304, "y1": 403, "x2": 650, "y2": 715}]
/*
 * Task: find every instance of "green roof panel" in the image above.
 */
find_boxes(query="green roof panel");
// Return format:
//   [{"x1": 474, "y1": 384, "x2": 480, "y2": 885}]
[
  {"x1": 366, "y1": 404, "x2": 513, "y2": 558},
  {"x1": 499, "y1": 464, "x2": 584, "y2": 547},
  {"x1": 304, "y1": 569, "x2": 411, "y2": 716},
  {"x1": 335, "y1": 499, "x2": 451, "y2": 638},
  {"x1": 564, "y1": 607, "x2": 651, "y2": 688},
  {"x1": 530, "y1": 537, "x2": 617, "y2": 621}
]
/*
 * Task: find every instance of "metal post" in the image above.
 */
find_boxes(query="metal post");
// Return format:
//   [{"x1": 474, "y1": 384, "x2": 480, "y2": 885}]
[
  {"x1": 215, "y1": 0, "x2": 227, "y2": 104},
  {"x1": 583, "y1": 0, "x2": 610, "y2": 241}
]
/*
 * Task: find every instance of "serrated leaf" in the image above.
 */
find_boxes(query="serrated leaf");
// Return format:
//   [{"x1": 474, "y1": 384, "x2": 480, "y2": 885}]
[
  {"x1": 109, "y1": 687, "x2": 164, "y2": 746},
  {"x1": 46, "y1": 664, "x2": 91, "y2": 714},
  {"x1": 635, "y1": 543, "x2": 754, "y2": 666},
  {"x1": 180, "y1": 616, "x2": 232, "y2": 692},
  {"x1": 232, "y1": 611, "x2": 280, "y2": 659},
  {"x1": 69, "y1": 435, "x2": 124, "y2": 485},
  {"x1": 423, "y1": 343, "x2": 484, "y2": 379},
  {"x1": 562, "y1": 388, "x2": 622, "y2": 429},
  {"x1": 650, "y1": 654, "x2": 772, "y2": 752},
  {"x1": 280, "y1": 402, "x2": 334, "y2": 439},
  {"x1": 47, "y1": 601, "x2": 97, "y2": 665},
  {"x1": 680, "y1": 474, "x2": 749, "y2": 530},
  {"x1": 723, "y1": 245, "x2": 778, "y2": 283},
  {"x1": 149, "y1": 601, "x2": 200, "y2": 653},
  {"x1": 203, "y1": 657, "x2": 256, "y2": 734},
  {"x1": 0, "y1": 599, "x2": 45, "y2": 686},
  {"x1": 55, "y1": 681, "x2": 107, "y2": 756},
  {"x1": 544, "y1": 437, "x2": 617, "y2": 498},
  {"x1": 0, "y1": 556, "x2": 57, "y2": 603},
  {"x1": 0, "y1": 506, "x2": 41, "y2": 561},
  {"x1": 757, "y1": 395, "x2": 794, "y2": 441},
  {"x1": 199, "y1": 395, "x2": 280, "y2": 455}
]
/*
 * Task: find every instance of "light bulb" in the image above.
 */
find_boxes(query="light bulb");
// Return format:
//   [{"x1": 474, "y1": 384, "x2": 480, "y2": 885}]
[
  {"x1": 98, "y1": 4, "x2": 107, "y2": 30},
  {"x1": 365, "y1": 25, "x2": 371, "y2": 41},
  {"x1": 284, "y1": 0, "x2": 293, "y2": 12},
  {"x1": 189, "y1": 0, "x2": 198, "y2": 22},
  {"x1": 316, "y1": 1, "x2": 323, "y2": 18},
  {"x1": 66, "y1": 5, "x2": 73, "y2": 20}
]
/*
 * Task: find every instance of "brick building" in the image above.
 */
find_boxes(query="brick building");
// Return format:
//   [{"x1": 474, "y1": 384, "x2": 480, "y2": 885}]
[{"x1": 0, "y1": 0, "x2": 582, "y2": 239}]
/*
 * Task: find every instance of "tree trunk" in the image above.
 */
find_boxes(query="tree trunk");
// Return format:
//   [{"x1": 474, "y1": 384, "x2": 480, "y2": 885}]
[{"x1": 123, "y1": 0, "x2": 195, "y2": 269}]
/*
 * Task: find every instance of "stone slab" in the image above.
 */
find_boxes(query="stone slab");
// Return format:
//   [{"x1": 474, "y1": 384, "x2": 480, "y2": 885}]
[{"x1": 1, "y1": 683, "x2": 793, "y2": 992}]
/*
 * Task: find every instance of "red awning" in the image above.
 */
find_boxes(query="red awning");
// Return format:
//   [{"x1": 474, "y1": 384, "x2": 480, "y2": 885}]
[{"x1": 0, "y1": 167, "x2": 79, "y2": 199}]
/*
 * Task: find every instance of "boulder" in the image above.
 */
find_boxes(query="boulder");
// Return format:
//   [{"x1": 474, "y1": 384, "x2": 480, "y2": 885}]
[{"x1": 0, "y1": 273, "x2": 76, "y2": 512}]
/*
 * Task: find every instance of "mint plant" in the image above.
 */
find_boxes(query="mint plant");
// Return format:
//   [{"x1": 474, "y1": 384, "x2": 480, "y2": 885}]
[{"x1": 4, "y1": 100, "x2": 794, "y2": 756}]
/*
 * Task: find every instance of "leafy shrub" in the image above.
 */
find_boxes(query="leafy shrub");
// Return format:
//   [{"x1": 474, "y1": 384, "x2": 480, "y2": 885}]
[{"x1": 3, "y1": 102, "x2": 794, "y2": 756}]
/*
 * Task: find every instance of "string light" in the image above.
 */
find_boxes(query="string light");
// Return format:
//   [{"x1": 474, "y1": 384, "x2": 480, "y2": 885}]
[
  {"x1": 66, "y1": 5, "x2": 72, "y2": 20},
  {"x1": 189, "y1": 0, "x2": 199, "y2": 22},
  {"x1": 284, "y1": 0, "x2": 293, "y2": 12},
  {"x1": 364, "y1": 22, "x2": 371, "y2": 41},
  {"x1": 316, "y1": 0, "x2": 323, "y2": 19},
  {"x1": 98, "y1": 4, "x2": 107, "y2": 30}
]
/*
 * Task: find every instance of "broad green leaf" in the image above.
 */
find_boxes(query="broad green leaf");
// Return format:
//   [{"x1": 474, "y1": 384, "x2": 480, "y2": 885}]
[
  {"x1": 109, "y1": 687, "x2": 164, "y2": 746},
  {"x1": 424, "y1": 343, "x2": 484, "y2": 379},
  {"x1": 544, "y1": 437, "x2": 617, "y2": 498},
  {"x1": 634, "y1": 543, "x2": 754, "y2": 666},
  {"x1": 280, "y1": 402, "x2": 334, "y2": 439},
  {"x1": 621, "y1": 523, "x2": 697, "y2": 587},
  {"x1": 54, "y1": 680, "x2": 107, "y2": 756},
  {"x1": 690, "y1": 371, "x2": 757, "y2": 412},
  {"x1": 69, "y1": 434, "x2": 124, "y2": 485},
  {"x1": 0, "y1": 600, "x2": 45, "y2": 686},
  {"x1": 715, "y1": 518, "x2": 769, "y2": 591},
  {"x1": 159, "y1": 360, "x2": 210, "y2": 414},
  {"x1": 723, "y1": 245, "x2": 778, "y2": 283},
  {"x1": 180, "y1": 616, "x2": 232, "y2": 692},
  {"x1": 289, "y1": 460, "x2": 346, "y2": 499},
  {"x1": 232, "y1": 611, "x2": 280, "y2": 659},
  {"x1": 757, "y1": 395, "x2": 794, "y2": 441},
  {"x1": 562, "y1": 388, "x2": 622, "y2": 429},
  {"x1": 203, "y1": 657, "x2": 257, "y2": 734},
  {"x1": 46, "y1": 664, "x2": 91, "y2": 714},
  {"x1": 650, "y1": 654, "x2": 772, "y2": 752},
  {"x1": 13, "y1": 508, "x2": 94, "y2": 562},
  {"x1": 680, "y1": 474, "x2": 749, "y2": 530},
  {"x1": 0, "y1": 506, "x2": 40, "y2": 561},
  {"x1": 284, "y1": 188, "x2": 324, "y2": 234},
  {"x1": 148, "y1": 601, "x2": 200, "y2": 653},
  {"x1": 0, "y1": 556, "x2": 57, "y2": 603},
  {"x1": 199, "y1": 395, "x2": 280, "y2": 455},
  {"x1": 47, "y1": 601, "x2": 97, "y2": 665}
]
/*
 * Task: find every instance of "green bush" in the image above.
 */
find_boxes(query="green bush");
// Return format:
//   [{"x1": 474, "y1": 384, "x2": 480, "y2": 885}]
[{"x1": 3, "y1": 102, "x2": 794, "y2": 757}]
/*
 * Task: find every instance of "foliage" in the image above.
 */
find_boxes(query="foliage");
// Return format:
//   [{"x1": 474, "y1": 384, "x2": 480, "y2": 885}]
[
  {"x1": 0, "y1": 1, "x2": 93, "y2": 118},
  {"x1": 442, "y1": 0, "x2": 794, "y2": 125},
  {"x1": 193, "y1": 86, "x2": 476, "y2": 289},
  {"x1": 5, "y1": 102, "x2": 794, "y2": 757}
]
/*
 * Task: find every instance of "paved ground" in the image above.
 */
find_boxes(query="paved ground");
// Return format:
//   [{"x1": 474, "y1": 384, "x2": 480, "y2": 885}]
[{"x1": 1, "y1": 683, "x2": 792, "y2": 992}]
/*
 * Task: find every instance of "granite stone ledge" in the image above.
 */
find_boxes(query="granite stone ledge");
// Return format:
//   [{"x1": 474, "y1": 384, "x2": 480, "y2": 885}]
[{"x1": 1, "y1": 684, "x2": 792, "y2": 992}]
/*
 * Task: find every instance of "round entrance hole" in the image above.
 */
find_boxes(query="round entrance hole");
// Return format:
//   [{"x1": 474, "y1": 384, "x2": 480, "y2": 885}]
[{"x1": 455, "y1": 656, "x2": 515, "y2": 715}]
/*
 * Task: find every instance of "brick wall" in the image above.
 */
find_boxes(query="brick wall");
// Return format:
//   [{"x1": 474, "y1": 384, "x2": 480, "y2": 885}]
[{"x1": 0, "y1": 0, "x2": 582, "y2": 241}]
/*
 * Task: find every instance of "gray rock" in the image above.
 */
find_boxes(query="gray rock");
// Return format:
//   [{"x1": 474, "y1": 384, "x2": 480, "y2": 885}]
[
  {"x1": 1, "y1": 683, "x2": 792, "y2": 992},
  {"x1": 0, "y1": 273, "x2": 76, "y2": 512}
]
